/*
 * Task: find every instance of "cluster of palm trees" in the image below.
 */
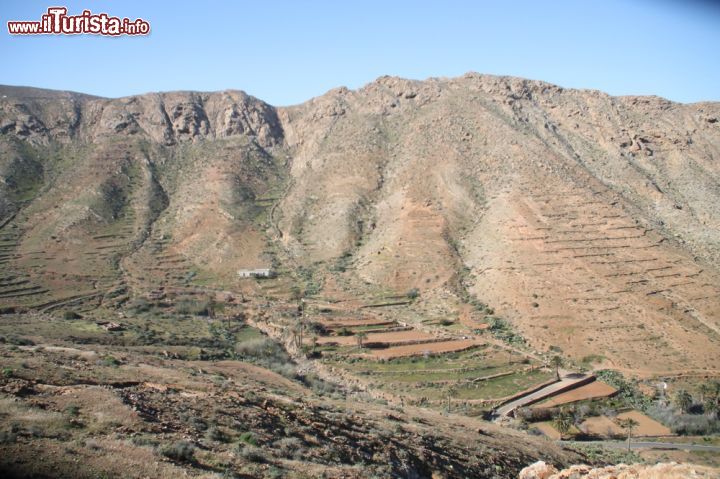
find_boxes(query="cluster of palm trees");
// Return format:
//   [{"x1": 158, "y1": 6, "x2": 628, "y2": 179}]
[
  {"x1": 673, "y1": 381, "x2": 720, "y2": 417},
  {"x1": 553, "y1": 408, "x2": 639, "y2": 450}
]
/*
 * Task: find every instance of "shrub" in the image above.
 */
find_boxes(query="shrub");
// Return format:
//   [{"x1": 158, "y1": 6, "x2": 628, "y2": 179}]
[
  {"x1": 2, "y1": 367, "x2": 13, "y2": 378},
  {"x1": 160, "y1": 440, "x2": 195, "y2": 461},
  {"x1": 234, "y1": 337, "x2": 297, "y2": 379},
  {"x1": 238, "y1": 431, "x2": 257, "y2": 446},
  {"x1": 516, "y1": 407, "x2": 553, "y2": 422},
  {"x1": 595, "y1": 370, "x2": 652, "y2": 411},
  {"x1": 5, "y1": 336, "x2": 34, "y2": 346},
  {"x1": 0, "y1": 430, "x2": 17, "y2": 443},
  {"x1": 63, "y1": 310, "x2": 82, "y2": 320},
  {"x1": 65, "y1": 405, "x2": 80, "y2": 417},
  {"x1": 175, "y1": 299, "x2": 211, "y2": 316},
  {"x1": 239, "y1": 445, "x2": 265, "y2": 463},
  {"x1": 300, "y1": 373, "x2": 338, "y2": 396},
  {"x1": 101, "y1": 355, "x2": 120, "y2": 367},
  {"x1": 273, "y1": 437, "x2": 303, "y2": 457},
  {"x1": 406, "y1": 288, "x2": 420, "y2": 299},
  {"x1": 131, "y1": 435, "x2": 159, "y2": 447},
  {"x1": 647, "y1": 403, "x2": 720, "y2": 435},
  {"x1": 206, "y1": 426, "x2": 229, "y2": 443},
  {"x1": 128, "y1": 298, "x2": 152, "y2": 313}
]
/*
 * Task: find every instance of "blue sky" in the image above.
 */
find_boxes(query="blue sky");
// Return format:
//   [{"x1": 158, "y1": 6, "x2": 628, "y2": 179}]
[{"x1": 1, "y1": 0, "x2": 719, "y2": 105}]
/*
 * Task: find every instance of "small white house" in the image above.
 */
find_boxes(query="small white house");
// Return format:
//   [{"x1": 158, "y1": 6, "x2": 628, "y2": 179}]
[{"x1": 238, "y1": 268, "x2": 273, "y2": 278}]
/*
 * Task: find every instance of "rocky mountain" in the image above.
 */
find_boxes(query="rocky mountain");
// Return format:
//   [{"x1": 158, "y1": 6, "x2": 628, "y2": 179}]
[{"x1": 2, "y1": 74, "x2": 719, "y2": 374}]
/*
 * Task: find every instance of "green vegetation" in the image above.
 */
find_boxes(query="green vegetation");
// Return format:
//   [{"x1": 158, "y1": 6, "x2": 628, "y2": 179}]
[
  {"x1": 238, "y1": 431, "x2": 257, "y2": 446},
  {"x1": 553, "y1": 409, "x2": 573, "y2": 439},
  {"x1": 616, "y1": 417, "x2": 639, "y2": 451},
  {"x1": 175, "y1": 298, "x2": 215, "y2": 316},
  {"x1": 486, "y1": 316, "x2": 525, "y2": 346},
  {"x1": 160, "y1": 441, "x2": 195, "y2": 462},
  {"x1": 101, "y1": 355, "x2": 120, "y2": 367},
  {"x1": 594, "y1": 370, "x2": 653, "y2": 412},
  {"x1": 63, "y1": 310, "x2": 82, "y2": 320}
]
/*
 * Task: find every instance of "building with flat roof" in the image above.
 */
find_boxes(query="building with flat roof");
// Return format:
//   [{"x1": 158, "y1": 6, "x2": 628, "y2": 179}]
[{"x1": 238, "y1": 268, "x2": 273, "y2": 278}]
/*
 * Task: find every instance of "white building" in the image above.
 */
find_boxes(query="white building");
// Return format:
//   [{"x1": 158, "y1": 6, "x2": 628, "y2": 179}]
[{"x1": 238, "y1": 268, "x2": 273, "y2": 278}]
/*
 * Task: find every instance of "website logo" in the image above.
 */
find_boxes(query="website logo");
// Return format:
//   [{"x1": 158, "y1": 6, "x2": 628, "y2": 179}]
[{"x1": 7, "y1": 7, "x2": 150, "y2": 36}]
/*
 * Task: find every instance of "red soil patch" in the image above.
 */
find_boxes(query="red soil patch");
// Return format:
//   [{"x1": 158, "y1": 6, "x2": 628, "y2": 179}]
[
  {"x1": 532, "y1": 380, "x2": 617, "y2": 408},
  {"x1": 316, "y1": 329, "x2": 435, "y2": 346},
  {"x1": 617, "y1": 410, "x2": 672, "y2": 437},
  {"x1": 317, "y1": 317, "x2": 395, "y2": 328},
  {"x1": 580, "y1": 410, "x2": 671, "y2": 437},
  {"x1": 369, "y1": 339, "x2": 483, "y2": 359}
]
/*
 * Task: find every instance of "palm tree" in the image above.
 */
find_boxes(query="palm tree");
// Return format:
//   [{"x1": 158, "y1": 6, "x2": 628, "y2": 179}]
[
  {"x1": 553, "y1": 409, "x2": 573, "y2": 440},
  {"x1": 616, "y1": 417, "x2": 639, "y2": 451},
  {"x1": 705, "y1": 397, "x2": 719, "y2": 419},
  {"x1": 699, "y1": 382, "x2": 713, "y2": 403},
  {"x1": 702, "y1": 381, "x2": 720, "y2": 418},
  {"x1": 356, "y1": 332, "x2": 368, "y2": 350},
  {"x1": 550, "y1": 355, "x2": 563, "y2": 380},
  {"x1": 673, "y1": 389, "x2": 693, "y2": 413}
]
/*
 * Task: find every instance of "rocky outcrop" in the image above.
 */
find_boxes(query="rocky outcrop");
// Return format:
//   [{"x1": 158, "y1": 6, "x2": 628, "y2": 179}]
[
  {"x1": 0, "y1": 86, "x2": 284, "y2": 147},
  {"x1": 519, "y1": 461, "x2": 720, "y2": 479}
]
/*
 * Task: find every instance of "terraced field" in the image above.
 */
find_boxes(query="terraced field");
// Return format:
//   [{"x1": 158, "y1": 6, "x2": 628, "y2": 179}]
[{"x1": 469, "y1": 177, "x2": 720, "y2": 373}]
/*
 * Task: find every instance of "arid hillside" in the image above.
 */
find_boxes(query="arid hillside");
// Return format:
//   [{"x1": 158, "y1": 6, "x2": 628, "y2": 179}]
[
  {"x1": 2, "y1": 75, "x2": 718, "y2": 374},
  {"x1": 1, "y1": 75, "x2": 720, "y2": 478}
]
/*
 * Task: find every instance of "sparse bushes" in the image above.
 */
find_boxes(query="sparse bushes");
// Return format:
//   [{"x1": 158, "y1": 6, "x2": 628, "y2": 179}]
[
  {"x1": 300, "y1": 373, "x2": 339, "y2": 396},
  {"x1": 406, "y1": 288, "x2": 420, "y2": 299},
  {"x1": 516, "y1": 407, "x2": 553, "y2": 422},
  {"x1": 273, "y1": 437, "x2": 303, "y2": 458},
  {"x1": 206, "y1": 426, "x2": 229, "y2": 442},
  {"x1": 175, "y1": 299, "x2": 213, "y2": 316},
  {"x1": 128, "y1": 298, "x2": 152, "y2": 314},
  {"x1": 239, "y1": 445, "x2": 266, "y2": 463},
  {"x1": 0, "y1": 430, "x2": 17, "y2": 443},
  {"x1": 290, "y1": 286, "x2": 303, "y2": 300},
  {"x1": 647, "y1": 402, "x2": 720, "y2": 435},
  {"x1": 160, "y1": 440, "x2": 195, "y2": 461},
  {"x1": 101, "y1": 355, "x2": 120, "y2": 367},
  {"x1": 595, "y1": 370, "x2": 652, "y2": 411},
  {"x1": 234, "y1": 337, "x2": 297, "y2": 379},
  {"x1": 64, "y1": 405, "x2": 80, "y2": 417},
  {"x1": 2, "y1": 367, "x2": 13, "y2": 378},
  {"x1": 337, "y1": 327, "x2": 352, "y2": 336},
  {"x1": 487, "y1": 316, "x2": 525, "y2": 345},
  {"x1": 238, "y1": 431, "x2": 257, "y2": 446},
  {"x1": 131, "y1": 435, "x2": 159, "y2": 447},
  {"x1": 63, "y1": 310, "x2": 82, "y2": 320},
  {"x1": 2, "y1": 336, "x2": 34, "y2": 346}
]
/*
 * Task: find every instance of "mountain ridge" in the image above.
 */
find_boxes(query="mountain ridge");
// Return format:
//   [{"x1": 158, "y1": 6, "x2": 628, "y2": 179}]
[{"x1": 1, "y1": 73, "x2": 719, "y2": 373}]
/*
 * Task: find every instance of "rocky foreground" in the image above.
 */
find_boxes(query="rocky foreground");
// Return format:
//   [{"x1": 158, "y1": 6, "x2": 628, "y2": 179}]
[{"x1": 519, "y1": 460, "x2": 720, "y2": 479}]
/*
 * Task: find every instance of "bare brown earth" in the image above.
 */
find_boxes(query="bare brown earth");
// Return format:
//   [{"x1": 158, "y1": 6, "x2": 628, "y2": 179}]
[
  {"x1": 315, "y1": 329, "x2": 435, "y2": 346},
  {"x1": 0, "y1": 312, "x2": 583, "y2": 479},
  {"x1": 369, "y1": 338, "x2": 483, "y2": 359},
  {"x1": 533, "y1": 380, "x2": 617, "y2": 408},
  {"x1": 580, "y1": 411, "x2": 672, "y2": 437}
]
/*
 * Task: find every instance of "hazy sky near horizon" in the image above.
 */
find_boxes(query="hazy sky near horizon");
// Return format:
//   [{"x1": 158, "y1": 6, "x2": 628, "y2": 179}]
[{"x1": 1, "y1": 0, "x2": 719, "y2": 105}]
